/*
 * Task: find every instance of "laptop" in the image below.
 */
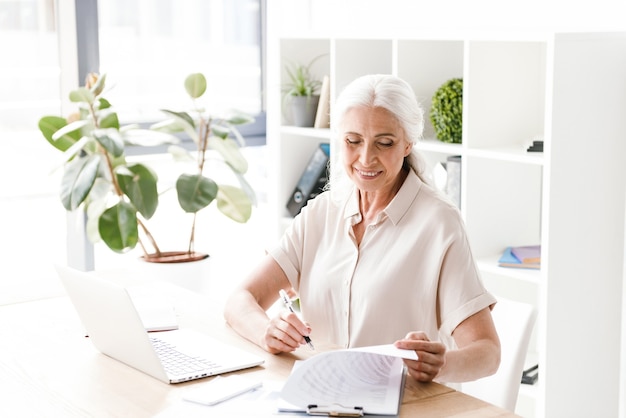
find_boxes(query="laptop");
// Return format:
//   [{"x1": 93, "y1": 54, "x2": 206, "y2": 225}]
[{"x1": 55, "y1": 265, "x2": 264, "y2": 384}]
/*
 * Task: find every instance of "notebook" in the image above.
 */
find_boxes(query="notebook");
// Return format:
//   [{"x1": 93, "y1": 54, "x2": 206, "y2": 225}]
[{"x1": 55, "y1": 265, "x2": 264, "y2": 384}]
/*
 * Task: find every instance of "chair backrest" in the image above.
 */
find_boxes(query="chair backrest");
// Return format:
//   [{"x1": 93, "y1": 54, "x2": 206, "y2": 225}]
[{"x1": 461, "y1": 297, "x2": 537, "y2": 412}]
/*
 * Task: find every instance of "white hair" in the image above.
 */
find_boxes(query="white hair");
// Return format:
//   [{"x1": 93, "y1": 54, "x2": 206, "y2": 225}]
[{"x1": 327, "y1": 74, "x2": 431, "y2": 200}]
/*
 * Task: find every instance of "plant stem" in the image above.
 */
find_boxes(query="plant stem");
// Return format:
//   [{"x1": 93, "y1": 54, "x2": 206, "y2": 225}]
[
  {"x1": 187, "y1": 212, "x2": 197, "y2": 254},
  {"x1": 89, "y1": 99, "x2": 157, "y2": 258},
  {"x1": 138, "y1": 218, "x2": 161, "y2": 256}
]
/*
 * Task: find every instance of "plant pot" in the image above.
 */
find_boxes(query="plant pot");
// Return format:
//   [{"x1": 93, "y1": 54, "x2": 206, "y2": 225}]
[
  {"x1": 136, "y1": 251, "x2": 212, "y2": 294},
  {"x1": 141, "y1": 251, "x2": 209, "y2": 264},
  {"x1": 290, "y1": 95, "x2": 320, "y2": 127}
]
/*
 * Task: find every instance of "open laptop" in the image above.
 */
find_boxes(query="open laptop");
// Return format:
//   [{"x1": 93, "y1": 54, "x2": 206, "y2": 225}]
[{"x1": 55, "y1": 265, "x2": 264, "y2": 384}]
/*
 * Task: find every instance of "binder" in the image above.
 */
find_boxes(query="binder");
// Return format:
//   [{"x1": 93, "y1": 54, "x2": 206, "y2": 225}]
[{"x1": 286, "y1": 143, "x2": 330, "y2": 217}]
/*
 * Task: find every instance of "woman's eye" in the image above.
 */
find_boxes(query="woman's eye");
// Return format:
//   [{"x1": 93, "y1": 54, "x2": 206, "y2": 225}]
[
  {"x1": 378, "y1": 141, "x2": 393, "y2": 147},
  {"x1": 345, "y1": 137, "x2": 360, "y2": 145}
]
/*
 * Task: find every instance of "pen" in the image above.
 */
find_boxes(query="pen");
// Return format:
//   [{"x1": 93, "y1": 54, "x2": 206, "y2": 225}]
[{"x1": 279, "y1": 289, "x2": 315, "y2": 350}]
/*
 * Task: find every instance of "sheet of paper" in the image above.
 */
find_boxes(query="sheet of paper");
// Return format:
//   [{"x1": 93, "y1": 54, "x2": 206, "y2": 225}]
[
  {"x1": 351, "y1": 343, "x2": 418, "y2": 360},
  {"x1": 279, "y1": 346, "x2": 407, "y2": 415}
]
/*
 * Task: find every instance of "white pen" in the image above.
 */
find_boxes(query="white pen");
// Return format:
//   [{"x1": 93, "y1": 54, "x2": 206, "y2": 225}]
[{"x1": 279, "y1": 289, "x2": 315, "y2": 350}]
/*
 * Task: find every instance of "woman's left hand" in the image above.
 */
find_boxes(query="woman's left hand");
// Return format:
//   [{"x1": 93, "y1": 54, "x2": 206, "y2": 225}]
[{"x1": 394, "y1": 331, "x2": 446, "y2": 382}]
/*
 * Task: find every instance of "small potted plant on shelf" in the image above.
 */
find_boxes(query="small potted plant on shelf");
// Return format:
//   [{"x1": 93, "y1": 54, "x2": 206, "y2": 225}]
[
  {"x1": 38, "y1": 72, "x2": 256, "y2": 263},
  {"x1": 282, "y1": 55, "x2": 325, "y2": 127},
  {"x1": 430, "y1": 78, "x2": 463, "y2": 144}
]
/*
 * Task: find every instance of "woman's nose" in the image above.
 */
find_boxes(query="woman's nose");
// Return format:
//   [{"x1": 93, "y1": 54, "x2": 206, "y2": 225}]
[{"x1": 358, "y1": 144, "x2": 376, "y2": 165}]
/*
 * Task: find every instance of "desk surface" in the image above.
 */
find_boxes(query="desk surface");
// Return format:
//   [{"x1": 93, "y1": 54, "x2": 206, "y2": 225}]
[{"x1": 0, "y1": 284, "x2": 518, "y2": 417}]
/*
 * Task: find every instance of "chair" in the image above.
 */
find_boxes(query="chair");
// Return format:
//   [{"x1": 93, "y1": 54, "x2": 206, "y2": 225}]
[{"x1": 461, "y1": 297, "x2": 537, "y2": 412}]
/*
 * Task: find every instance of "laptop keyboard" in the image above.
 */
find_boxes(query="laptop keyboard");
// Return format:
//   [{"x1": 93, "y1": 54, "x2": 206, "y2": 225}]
[{"x1": 150, "y1": 336, "x2": 221, "y2": 377}]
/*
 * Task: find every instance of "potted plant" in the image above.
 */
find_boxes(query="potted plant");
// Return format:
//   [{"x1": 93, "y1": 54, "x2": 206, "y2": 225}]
[
  {"x1": 430, "y1": 78, "x2": 463, "y2": 144},
  {"x1": 38, "y1": 72, "x2": 256, "y2": 263},
  {"x1": 282, "y1": 55, "x2": 325, "y2": 127}
]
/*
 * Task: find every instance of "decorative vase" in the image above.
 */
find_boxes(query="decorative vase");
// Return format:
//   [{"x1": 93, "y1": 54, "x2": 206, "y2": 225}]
[{"x1": 290, "y1": 95, "x2": 320, "y2": 127}]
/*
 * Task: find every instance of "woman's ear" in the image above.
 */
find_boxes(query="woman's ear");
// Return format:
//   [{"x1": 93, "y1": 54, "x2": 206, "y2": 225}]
[{"x1": 404, "y1": 140, "x2": 414, "y2": 156}]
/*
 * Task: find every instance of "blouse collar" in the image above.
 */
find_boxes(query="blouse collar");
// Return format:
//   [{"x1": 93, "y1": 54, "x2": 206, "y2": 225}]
[{"x1": 344, "y1": 169, "x2": 423, "y2": 226}]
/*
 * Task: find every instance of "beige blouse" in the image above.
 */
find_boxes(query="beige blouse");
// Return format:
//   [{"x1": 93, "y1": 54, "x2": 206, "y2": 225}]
[{"x1": 270, "y1": 170, "x2": 496, "y2": 349}]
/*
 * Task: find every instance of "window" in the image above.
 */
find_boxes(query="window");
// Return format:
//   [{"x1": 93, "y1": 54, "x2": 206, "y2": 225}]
[
  {"x1": 97, "y1": 0, "x2": 264, "y2": 125},
  {"x1": 0, "y1": 0, "x2": 59, "y2": 133},
  {"x1": 0, "y1": 0, "x2": 67, "y2": 304}
]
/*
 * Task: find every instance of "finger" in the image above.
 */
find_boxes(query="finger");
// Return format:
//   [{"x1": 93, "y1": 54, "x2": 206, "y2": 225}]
[
  {"x1": 405, "y1": 361, "x2": 438, "y2": 382},
  {"x1": 394, "y1": 338, "x2": 430, "y2": 352},
  {"x1": 280, "y1": 311, "x2": 311, "y2": 341},
  {"x1": 263, "y1": 317, "x2": 303, "y2": 353},
  {"x1": 404, "y1": 331, "x2": 430, "y2": 341}
]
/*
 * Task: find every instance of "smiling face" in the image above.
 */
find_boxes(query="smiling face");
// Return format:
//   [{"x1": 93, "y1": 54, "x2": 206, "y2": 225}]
[{"x1": 340, "y1": 106, "x2": 413, "y2": 198}]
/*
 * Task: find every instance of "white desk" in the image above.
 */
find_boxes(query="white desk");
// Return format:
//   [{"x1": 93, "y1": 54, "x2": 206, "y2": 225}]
[{"x1": 0, "y1": 285, "x2": 518, "y2": 417}]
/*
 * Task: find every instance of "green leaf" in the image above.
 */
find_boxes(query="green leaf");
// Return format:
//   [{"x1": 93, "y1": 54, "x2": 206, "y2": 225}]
[
  {"x1": 97, "y1": 97, "x2": 112, "y2": 110},
  {"x1": 233, "y1": 171, "x2": 257, "y2": 206},
  {"x1": 93, "y1": 128, "x2": 125, "y2": 157},
  {"x1": 225, "y1": 111, "x2": 254, "y2": 125},
  {"x1": 98, "y1": 201, "x2": 139, "y2": 253},
  {"x1": 160, "y1": 109, "x2": 198, "y2": 143},
  {"x1": 217, "y1": 185, "x2": 252, "y2": 223},
  {"x1": 69, "y1": 87, "x2": 95, "y2": 104},
  {"x1": 116, "y1": 163, "x2": 159, "y2": 219},
  {"x1": 208, "y1": 136, "x2": 248, "y2": 174},
  {"x1": 99, "y1": 111, "x2": 120, "y2": 129},
  {"x1": 60, "y1": 154, "x2": 101, "y2": 211},
  {"x1": 150, "y1": 118, "x2": 185, "y2": 134},
  {"x1": 184, "y1": 73, "x2": 207, "y2": 99},
  {"x1": 176, "y1": 173, "x2": 218, "y2": 213},
  {"x1": 51, "y1": 119, "x2": 89, "y2": 142},
  {"x1": 211, "y1": 124, "x2": 230, "y2": 139},
  {"x1": 38, "y1": 116, "x2": 81, "y2": 152}
]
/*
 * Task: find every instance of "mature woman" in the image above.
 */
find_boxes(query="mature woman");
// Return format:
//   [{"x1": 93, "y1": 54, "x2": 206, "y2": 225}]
[{"x1": 224, "y1": 74, "x2": 500, "y2": 383}]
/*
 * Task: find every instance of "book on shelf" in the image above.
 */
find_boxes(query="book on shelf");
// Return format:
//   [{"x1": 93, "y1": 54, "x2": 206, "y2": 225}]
[
  {"x1": 286, "y1": 143, "x2": 330, "y2": 217},
  {"x1": 521, "y1": 364, "x2": 539, "y2": 385},
  {"x1": 313, "y1": 75, "x2": 330, "y2": 129},
  {"x1": 277, "y1": 344, "x2": 414, "y2": 416},
  {"x1": 498, "y1": 246, "x2": 540, "y2": 269},
  {"x1": 510, "y1": 245, "x2": 541, "y2": 264}
]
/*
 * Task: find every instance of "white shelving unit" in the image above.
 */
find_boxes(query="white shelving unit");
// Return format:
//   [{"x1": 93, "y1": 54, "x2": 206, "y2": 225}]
[{"x1": 266, "y1": 22, "x2": 626, "y2": 417}]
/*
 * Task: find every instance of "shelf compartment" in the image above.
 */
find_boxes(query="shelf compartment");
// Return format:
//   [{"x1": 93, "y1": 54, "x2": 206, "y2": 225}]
[
  {"x1": 396, "y1": 39, "x2": 464, "y2": 141},
  {"x1": 465, "y1": 41, "x2": 547, "y2": 150},
  {"x1": 464, "y1": 156, "x2": 543, "y2": 258},
  {"x1": 333, "y1": 39, "x2": 393, "y2": 94}
]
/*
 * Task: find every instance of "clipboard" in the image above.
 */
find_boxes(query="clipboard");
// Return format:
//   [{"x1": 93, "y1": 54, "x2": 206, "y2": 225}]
[
  {"x1": 277, "y1": 345, "x2": 411, "y2": 416},
  {"x1": 307, "y1": 404, "x2": 364, "y2": 417}
]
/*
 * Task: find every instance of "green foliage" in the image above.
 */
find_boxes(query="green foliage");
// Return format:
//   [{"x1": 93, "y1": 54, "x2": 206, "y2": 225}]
[
  {"x1": 430, "y1": 78, "x2": 463, "y2": 144},
  {"x1": 176, "y1": 173, "x2": 218, "y2": 213},
  {"x1": 282, "y1": 55, "x2": 325, "y2": 97},
  {"x1": 38, "y1": 72, "x2": 256, "y2": 258}
]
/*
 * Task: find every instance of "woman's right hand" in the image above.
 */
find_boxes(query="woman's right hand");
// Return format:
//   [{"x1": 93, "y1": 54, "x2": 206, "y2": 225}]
[{"x1": 262, "y1": 310, "x2": 312, "y2": 354}]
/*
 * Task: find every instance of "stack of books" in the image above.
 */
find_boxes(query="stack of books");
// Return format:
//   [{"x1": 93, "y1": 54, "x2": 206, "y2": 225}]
[{"x1": 498, "y1": 245, "x2": 541, "y2": 269}]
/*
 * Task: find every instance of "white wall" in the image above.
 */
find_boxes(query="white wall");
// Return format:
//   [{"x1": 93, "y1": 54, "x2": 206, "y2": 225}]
[{"x1": 276, "y1": 0, "x2": 626, "y2": 38}]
